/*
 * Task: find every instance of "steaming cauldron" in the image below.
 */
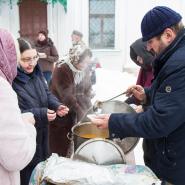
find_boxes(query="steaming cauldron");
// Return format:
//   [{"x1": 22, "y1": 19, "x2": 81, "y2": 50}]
[
  {"x1": 71, "y1": 100, "x2": 139, "y2": 154},
  {"x1": 71, "y1": 122, "x2": 109, "y2": 151}
]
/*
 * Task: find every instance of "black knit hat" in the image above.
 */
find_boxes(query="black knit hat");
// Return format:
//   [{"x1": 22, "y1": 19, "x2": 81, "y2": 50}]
[{"x1": 141, "y1": 6, "x2": 182, "y2": 41}]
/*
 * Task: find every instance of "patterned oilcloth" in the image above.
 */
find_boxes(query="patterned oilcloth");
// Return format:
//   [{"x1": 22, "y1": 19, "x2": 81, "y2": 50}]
[{"x1": 29, "y1": 154, "x2": 161, "y2": 185}]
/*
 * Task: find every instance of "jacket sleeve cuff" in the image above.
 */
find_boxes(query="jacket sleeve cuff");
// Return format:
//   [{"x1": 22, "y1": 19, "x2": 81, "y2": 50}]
[
  {"x1": 108, "y1": 113, "x2": 125, "y2": 139},
  {"x1": 144, "y1": 87, "x2": 151, "y2": 105},
  {"x1": 32, "y1": 108, "x2": 48, "y2": 128},
  {"x1": 51, "y1": 102, "x2": 61, "y2": 111}
]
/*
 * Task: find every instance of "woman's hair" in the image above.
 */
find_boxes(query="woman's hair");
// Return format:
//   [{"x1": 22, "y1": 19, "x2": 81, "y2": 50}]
[
  {"x1": 69, "y1": 45, "x2": 92, "y2": 65},
  {"x1": 17, "y1": 38, "x2": 36, "y2": 54},
  {"x1": 38, "y1": 30, "x2": 48, "y2": 38},
  {"x1": 11, "y1": 36, "x2": 21, "y2": 65}
]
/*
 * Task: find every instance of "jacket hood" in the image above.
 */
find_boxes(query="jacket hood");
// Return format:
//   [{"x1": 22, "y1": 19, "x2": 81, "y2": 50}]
[{"x1": 130, "y1": 38, "x2": 155, "y2": 70}]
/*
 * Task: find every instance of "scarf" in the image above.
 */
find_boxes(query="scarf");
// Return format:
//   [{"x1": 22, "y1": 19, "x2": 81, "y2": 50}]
[
  {"x1": 57, "y1": 58, "x2": 85, "y2": 85},
  {"x1": 0, "y1": 29, "x2": 17, "y2": 84}
]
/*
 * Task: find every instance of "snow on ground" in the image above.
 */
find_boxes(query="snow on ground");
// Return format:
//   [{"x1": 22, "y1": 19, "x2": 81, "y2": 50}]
[
  {"x1": 92, "y1": 68, "x2": 136, "y2": 103},
  {"x1": 92, "y1": 68, "x2": 144, "y2": 165}
]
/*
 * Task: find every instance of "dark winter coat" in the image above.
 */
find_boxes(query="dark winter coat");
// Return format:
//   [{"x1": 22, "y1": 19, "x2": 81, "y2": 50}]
[
  {"x1": 12, "y1": 65, "x2": 61, "y2": 167},
  {"x1": 49, "y1": 63, "x2": 92, "y2": 156},
  {"x1": 36, "y1": 38, "x2": 59, "y2": 72},
  {"x1": 109, "y1": 29, "x2": 185, "y2": 185}
]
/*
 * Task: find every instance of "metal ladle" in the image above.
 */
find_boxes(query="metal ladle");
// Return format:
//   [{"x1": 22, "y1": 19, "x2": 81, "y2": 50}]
[{"x1": 93, "y1": 91, "x2": 127, "y2": 112}]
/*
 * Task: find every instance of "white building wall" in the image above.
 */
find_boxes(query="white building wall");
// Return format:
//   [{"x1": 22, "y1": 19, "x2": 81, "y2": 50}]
[
  {"x1": 1, "y1": 0, "x2": 185, "y2": 72},
  {"x1": 0, "y1": 3, "x2": 19, "y2": 38},
  {"x1": 124, "y1": 0, "x2": 185, "y2": 70},
  {"x1": 47, "y1": 0, "x2": 89, "y2": 56},
  {"x1": 48, "y1": 0, "x2": 131, "y2": 71},
  {"x1": 48, "y1": 0, "x2": 185, "y2": 72}
]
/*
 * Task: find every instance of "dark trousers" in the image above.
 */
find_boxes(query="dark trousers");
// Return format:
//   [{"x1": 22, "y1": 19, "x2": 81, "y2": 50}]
[
  {"x1": 20, "y1": 165, "x2": 35, "y2": 185},
  {"x1": 49, "y1": 122, "x2": 72, "y2": 156},
  {"x1": 161, "y1": 181, "x2": 173, "y2": 185},
  {"x1": 43, "y1": 71, "x2": 52, "y2": 85}
]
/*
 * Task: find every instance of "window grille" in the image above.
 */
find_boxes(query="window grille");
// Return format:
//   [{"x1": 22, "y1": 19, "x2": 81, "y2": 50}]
[{"x1": 89, "y1": 0, "x2": 115, "y2": 49}]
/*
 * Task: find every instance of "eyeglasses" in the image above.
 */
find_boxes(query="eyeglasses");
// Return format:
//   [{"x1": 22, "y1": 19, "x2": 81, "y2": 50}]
[{"x1": 21, "y1": 55, "x2": 39, "y2": 64}]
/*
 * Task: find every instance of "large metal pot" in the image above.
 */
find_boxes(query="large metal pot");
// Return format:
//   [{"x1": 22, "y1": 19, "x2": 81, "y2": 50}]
[
  {"x1": 79, "y1": 100, "x2": 139, "y2": 154},
  {"x1": 71, "y1": 122, "x2": 109, "y2": 151},
  {"x1": 93, "y1": 100, "x2": 135, "y2": 114}
]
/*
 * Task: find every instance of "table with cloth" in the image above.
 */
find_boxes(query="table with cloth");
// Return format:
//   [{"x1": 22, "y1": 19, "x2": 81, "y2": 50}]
[{"x1": 29, "y1": 154, "x2": 161, "y2": 185}]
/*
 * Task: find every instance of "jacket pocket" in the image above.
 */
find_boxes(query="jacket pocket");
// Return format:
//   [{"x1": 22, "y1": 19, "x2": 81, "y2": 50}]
[{"x1": 161, "y1": 138, "x2": 176, "y2": 169}]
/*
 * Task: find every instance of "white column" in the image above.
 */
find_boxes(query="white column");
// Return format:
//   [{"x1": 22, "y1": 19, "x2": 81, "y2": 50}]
[{"x1": 0, "y1": 3, "x2": 19, "y2": 38}]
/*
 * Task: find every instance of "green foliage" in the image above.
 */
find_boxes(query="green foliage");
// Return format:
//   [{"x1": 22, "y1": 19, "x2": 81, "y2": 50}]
[{"x1": 0, "y1": 0, "x2": 67, "y2": 12}]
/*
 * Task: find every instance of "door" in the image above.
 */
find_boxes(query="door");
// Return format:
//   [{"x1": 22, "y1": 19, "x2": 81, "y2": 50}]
[{"x1": 19, "y1": 0, "x2": 47, "y2": 41}]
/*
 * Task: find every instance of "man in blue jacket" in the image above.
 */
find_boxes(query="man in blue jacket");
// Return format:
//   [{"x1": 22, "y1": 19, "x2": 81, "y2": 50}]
[{"x1": 90, "y1": 6, "x2": 185, "y2": 185}]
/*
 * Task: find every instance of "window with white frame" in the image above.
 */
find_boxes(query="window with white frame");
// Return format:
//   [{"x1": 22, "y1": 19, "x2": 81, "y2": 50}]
[{"x1": 89, "y1": 0, "x2": 115, "y2": 49}]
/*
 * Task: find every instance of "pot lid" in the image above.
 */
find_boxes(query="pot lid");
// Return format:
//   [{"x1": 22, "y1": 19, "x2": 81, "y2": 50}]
[{"x1": 73, "y1": 138, "x2": 126, "y2": 165}]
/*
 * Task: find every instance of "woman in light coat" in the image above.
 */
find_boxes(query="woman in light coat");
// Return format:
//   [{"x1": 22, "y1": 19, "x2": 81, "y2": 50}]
[{"x1": 0, "y1": 30, "x2": 36, "y2": 185}]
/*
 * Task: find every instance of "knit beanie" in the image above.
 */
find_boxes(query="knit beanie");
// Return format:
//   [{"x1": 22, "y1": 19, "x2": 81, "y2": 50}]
[{"x1": 141, "y1": 6, "x2": 182, "y2": 41}]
